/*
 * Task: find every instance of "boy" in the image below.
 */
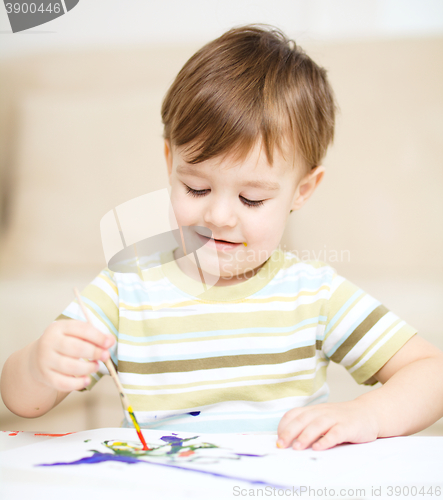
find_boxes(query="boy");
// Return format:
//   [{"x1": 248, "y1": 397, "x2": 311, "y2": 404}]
[{"x1": 1, "y1": 25, "x2": 443, "y2": 451}]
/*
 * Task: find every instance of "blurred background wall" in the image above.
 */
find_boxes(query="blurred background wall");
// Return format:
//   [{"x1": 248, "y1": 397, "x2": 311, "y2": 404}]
[{"x1": 0, "y1": 0, "x2": 442, "y2": 433}]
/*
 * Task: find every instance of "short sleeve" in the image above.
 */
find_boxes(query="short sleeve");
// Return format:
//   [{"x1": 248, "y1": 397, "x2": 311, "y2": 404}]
[
  {"x1": 54, "y1": 268, "x2": 119, "y2": 390},
  {"x1": 322, "y1": 272, "x2": 417, "y2": 385}
]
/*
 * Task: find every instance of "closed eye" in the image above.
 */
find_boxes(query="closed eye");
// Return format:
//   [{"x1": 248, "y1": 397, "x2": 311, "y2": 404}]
[
  {"x1": 185, "y1": 185, "x2": 265, "y2": 208},
  {"x1": 239, "y1": 196, "x2": 264, "y2": 208},
  {"x1": 185, "y1": 185, "x2": 208, "y2": 197}
]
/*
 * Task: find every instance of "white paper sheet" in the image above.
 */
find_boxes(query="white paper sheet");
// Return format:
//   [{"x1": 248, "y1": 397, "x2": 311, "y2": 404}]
[{"x1": 1, "y1": 428, "x2": 442, "y2": 500}]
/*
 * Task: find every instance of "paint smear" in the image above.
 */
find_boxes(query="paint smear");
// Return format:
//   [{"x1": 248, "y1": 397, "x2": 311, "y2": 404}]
[
  {"x1": 179, "y1": 450, "x2": 195, "y2": 457},
  {"x1": 37, "y1": 448, "x2": 284, "y2": 489},
  {"x1": 34, "y1": 432, "x2": 76, "y2": 437},
  {"x1": 39, "y1": 452, "x2": 140, "y2": 466},
  {"x1": 36, "y1": 434, "x2": 263, "y2": 467}
]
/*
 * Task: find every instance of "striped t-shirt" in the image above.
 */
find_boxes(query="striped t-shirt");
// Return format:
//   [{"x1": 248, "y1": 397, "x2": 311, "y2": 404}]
[{"x1": 57, "y1": 247, "x2": 417, "y2": 433}]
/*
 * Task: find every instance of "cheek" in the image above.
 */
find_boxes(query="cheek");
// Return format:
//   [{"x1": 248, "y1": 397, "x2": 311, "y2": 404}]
[
  {"x1": 245, "y1": 207, "x2": 286, "y2": 243},
  {"x1": 170, "y1": 190, "x2": 197, "y2": 225}
]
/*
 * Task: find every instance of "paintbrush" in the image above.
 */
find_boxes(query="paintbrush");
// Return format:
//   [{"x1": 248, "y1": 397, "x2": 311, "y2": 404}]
[{"x1": 73, "y1": 287, "x2": 149, "y2": 450}]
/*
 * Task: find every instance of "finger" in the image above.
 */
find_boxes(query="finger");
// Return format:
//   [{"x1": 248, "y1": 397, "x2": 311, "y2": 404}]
[
  {"x1": 277, "y1": 410, "x2": 315, "y2": 449},
  {"x1": 54, "y1": 335, "x2": 110, "y2": 362},
  {"x1": 277, "y1": 407, "x2": 303, "y2": 435},
  {"x1": 292, "y1": 416, "x2": 335, "y2": 450},
  {"x1": 49, "y1": 354, "x2": 100, "y2": 377},
  {"x1": 55, "y1": 320, "x2": 115, "y2": 349},
  {"x1": 46, "y1": 370, "x2": 91, "y2": 393},
  {"x1": 311, "y1": 425, "x2": 346, "y2": 451}
]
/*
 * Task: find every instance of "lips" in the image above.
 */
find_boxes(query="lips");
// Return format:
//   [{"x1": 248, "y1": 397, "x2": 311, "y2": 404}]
[
  {"x1": 194, "y1": 230, "x2": 239, "y2": 245},
  {"x1": 207, "y1": 235, "x2": 239, "y2": 244},
  {"x1": 194, "y1": 231, "x2": 242, "y2": 249},
  {"x1": 213, "y1": 238, "x2": 236, "y2": 244}
]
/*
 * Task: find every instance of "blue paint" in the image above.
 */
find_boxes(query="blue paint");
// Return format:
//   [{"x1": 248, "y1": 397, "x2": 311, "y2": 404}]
[
  {"x1": 160, "y1": 434, "x2": 184, "y2": 444},
  {"x1": 160, "y1": 434, "x2": 199, "y2": 455},
  {"x1": 37, "y1": 452, "x2": 288, "y2": 489},
  {"x1": 38, "y1": 452, "x2": 140, "y2": 466},
  {"x1": 234, "y1": 453, "x2": 264, "y2": 457},
  {"x1": 188, "y1": 411, "x2": 201, "y2": 416},
  {"x1": 36, "y1": 433, "x2": 287, "y2": 489}
]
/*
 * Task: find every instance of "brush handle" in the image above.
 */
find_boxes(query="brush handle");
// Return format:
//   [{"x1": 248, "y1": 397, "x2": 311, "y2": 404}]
[
  {"x1": 73, "y1": 287, "x2": 131, "y2": 411},
  {"x1": 103, "y1": 358, "x2": 131, "y2": 409}
]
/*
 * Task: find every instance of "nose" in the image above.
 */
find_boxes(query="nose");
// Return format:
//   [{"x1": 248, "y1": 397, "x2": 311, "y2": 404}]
[{"x1": 203, "y1": 195, "x2": 237, "y2": 228}]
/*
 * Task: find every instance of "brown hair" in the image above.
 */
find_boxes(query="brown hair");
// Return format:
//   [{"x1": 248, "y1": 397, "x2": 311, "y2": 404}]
[{"x1": 161, "y1": 24, "x2": 337, "y2": 172}]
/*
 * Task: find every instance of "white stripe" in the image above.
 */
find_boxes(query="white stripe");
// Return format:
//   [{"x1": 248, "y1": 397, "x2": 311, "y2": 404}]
[
  {"x1": 63, "y1": 302, "x2": 113, "y2": 336},
  {"x1": 92, "y1": 274, "x2": 119, "y2": 306},
  {"x1": 270, "y1": 267, "x2": 333, "y2": 285},
  {"x1": 123, "y1": 362, "x2": 328, "y2": 396},
  {"x1": 342, "y1": 312, "x2": 400, "y2": 367},
  {"x1": 348, "y1": 319, "x2": 405, "y2": 373},
  {"x1": 119, "y1": 289, "x2": 330, "y2": 317},
  {"x1": 117, "y1": 326, "x2": 319, "y2": 358},
  {"x1": 120, "y1": 357, "x2": 324, "y2": 387},
  {"x1": 323, "y1": 294, "x2": 379, "y2": 349},
  {"x1": 132, "y1": 385, "x2": 330, "y2": 425}
]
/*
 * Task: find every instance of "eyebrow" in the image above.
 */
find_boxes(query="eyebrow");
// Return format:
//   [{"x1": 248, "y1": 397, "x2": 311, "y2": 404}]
[{"x1": 176, "y1": 165, "x2": 280, "y2": 191}]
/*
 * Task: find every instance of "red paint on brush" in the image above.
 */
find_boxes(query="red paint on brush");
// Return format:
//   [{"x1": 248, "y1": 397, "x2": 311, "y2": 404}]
[{"x1": 136, "y1": 429, "x2": 150, "y2": 450}]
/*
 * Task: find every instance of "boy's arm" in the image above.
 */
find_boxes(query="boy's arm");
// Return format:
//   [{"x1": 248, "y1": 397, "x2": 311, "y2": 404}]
[
  {"x1": 1, "y1": 340, "x2": 70, "y2": 417},
  {"x1": 358, "y1": 335, "x2": 443, "y2": 437},
  {"x1": 0, "y1": 320, "x2": 114, "y2": 418},
  {"x1": 277, "y1": 335, "x2": 443, "y2": 450}
]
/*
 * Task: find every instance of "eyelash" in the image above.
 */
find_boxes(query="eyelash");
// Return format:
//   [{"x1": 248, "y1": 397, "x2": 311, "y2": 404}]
[{"x1": 185, "y1": 185, "x2": 265, "y2": 208}]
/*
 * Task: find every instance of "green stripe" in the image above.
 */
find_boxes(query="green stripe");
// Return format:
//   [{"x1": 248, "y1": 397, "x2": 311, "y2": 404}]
[
  {"x1": 119, "y1": 345, "x2": 316, "y2": 375},
  {"x1": 326, "y1": 279, "x2": 360, "y2": 330},
  {"x1": 330, "y1": 305, "x2": 390, "y2": 363},
  {"x1": 129, "y1": 366, "x2": 327, "y2": 411},
  {"x1": 351, "y1": 325, "x2": 417, "y2": 384},
  {"x1": 83, "y1": 283, "x2": 119, "y2": 332},
  {"x1": 123, "y1": 366, "x2": 319, "y2": 391},
  {"x1": 118, "y1": 305, "x2": 327, "y2": 338}
]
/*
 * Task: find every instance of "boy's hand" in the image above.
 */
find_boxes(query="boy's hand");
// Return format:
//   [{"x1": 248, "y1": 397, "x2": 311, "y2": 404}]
[
  {"x1": 277, "y1": 400, "x2": 380, "y2": 451},
  {"x1": 30, "y1": 319, "x2": 115, "y2": 393}
]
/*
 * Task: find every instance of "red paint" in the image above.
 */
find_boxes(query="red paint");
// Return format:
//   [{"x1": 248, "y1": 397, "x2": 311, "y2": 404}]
[
  {"x1": 136, "y1": 429, "x2": 150, "y2": 450},
  {"x1": 179, "y1": 450, "x2": 195, "y2": 457},
  {"x1": 33, "y1": 432, "x2": 75, "y2": 437},
  {"x1": 8, "y1": 432, "x2": 19, "y2": 436}
]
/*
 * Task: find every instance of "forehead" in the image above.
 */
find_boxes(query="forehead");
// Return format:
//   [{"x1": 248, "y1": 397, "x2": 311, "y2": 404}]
[
  {"x1": 173, "y1": 140, "x2": 300, "y2": 186},
  {"x1": 176, "y1": 163, "x2": 282, "y2": 191}
]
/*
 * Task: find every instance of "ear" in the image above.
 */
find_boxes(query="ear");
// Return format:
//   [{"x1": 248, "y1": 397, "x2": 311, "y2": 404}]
[
  {"x1": 290, "y1": 166, "x2": 325, "y2": 211},
  {"x1": 164, "y1": 139, "x2": 173, "y2": 183}
]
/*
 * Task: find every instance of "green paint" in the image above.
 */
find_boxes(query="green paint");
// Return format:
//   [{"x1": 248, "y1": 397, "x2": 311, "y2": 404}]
[
  {"x1": 103, "y1": 438, "x2": 217, "y2": 460},
  {"x1": 100, "y1": 435, "x2": 254, "y2": 465}
]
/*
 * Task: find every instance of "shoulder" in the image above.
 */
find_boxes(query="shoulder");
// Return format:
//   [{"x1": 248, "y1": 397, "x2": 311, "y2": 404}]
[
  {"x1": 264, "y1": 249, "x2": 338, "y2": 299},
  {"x1": 278, "y1": 249, "x2": 336, "y2": 282}
]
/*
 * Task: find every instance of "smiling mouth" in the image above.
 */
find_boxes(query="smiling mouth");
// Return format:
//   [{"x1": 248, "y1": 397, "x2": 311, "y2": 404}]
[
  {"x1": 214, "y1": 238, "x2": 236, "y2": 244},
  {"x1": 196, "y1": 232, "x2": 239, "y2": 245}
]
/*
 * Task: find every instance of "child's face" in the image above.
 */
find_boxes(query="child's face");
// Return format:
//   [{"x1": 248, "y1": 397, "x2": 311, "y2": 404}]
[{"x1": 165, "y1": 140, "x2": 323, "y2": 285}]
